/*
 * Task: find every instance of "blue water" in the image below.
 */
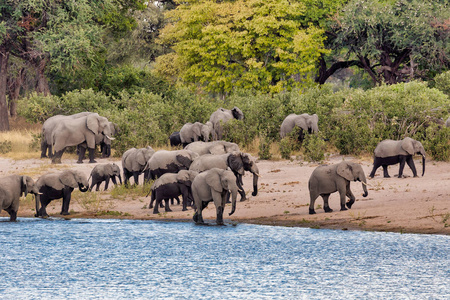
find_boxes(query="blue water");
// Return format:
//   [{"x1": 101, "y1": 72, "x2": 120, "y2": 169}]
[{"x1": 0, "y1": 218, "x2": 449, "y2": 299}]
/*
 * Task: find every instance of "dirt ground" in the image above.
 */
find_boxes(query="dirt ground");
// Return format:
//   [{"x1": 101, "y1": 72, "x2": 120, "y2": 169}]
[{"x1": 1, "y1": 154, "x2": 449, "y2": 235}]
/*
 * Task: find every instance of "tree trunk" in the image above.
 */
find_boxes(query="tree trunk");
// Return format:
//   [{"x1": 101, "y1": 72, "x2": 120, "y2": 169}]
[
  {"x1": 34, "y1": 58, "x2": 50, "y2": 96},
  {"x1": 8, "y1": 67, "x2": 25, "y2": 118},
  {"x1": 0, "y1": 50, "x2": 10, "y2": 131}
]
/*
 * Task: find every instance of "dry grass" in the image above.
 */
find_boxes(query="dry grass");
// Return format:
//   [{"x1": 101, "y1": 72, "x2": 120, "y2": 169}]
[{"x1": 0, "y1": 117, "x2": 41, "y2": 159}]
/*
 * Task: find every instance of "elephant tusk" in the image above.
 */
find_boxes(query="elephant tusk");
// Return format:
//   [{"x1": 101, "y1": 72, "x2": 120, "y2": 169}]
[
  {"x1": 360, "y1": 181, "x2": 372, "y2": 187},
  {"x1": 254, "y1": 173, "x2": 262, "y2": 178},
  {"x1": 105, "y1": 134, "x2": 115, "y2": 140}
]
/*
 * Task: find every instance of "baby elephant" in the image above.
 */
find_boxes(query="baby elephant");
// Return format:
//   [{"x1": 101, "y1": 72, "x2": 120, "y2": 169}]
[
  {"x1": 308, "y1": 161, "x2": 368, "y2": 214},
  {"x1": 0, "y1": 175, "x2": 40, "y2": 221},
  {"x1": 148, "y1": 170, "x2": 198, "y2": 214},
  {"x1": 89, "y1": 163, "x2": 122, "y2": 191}
]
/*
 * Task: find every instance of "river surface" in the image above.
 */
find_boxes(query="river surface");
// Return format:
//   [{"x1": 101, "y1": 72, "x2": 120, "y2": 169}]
[{"x1": 0, "y1": 218, "x2": 449, "y2": 299}]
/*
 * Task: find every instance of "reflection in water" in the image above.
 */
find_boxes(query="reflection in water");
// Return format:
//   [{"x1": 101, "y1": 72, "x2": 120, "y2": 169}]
[{"x1": 0, "y1": 218, "x2": 449, "y2": 299}]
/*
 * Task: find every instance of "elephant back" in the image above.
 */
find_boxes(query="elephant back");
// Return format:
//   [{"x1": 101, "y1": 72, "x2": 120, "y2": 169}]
[
  {"x1": 152, "y1": 173, "x2": 178, "y2": 190},
  {"x1": 374, "y1": 139, "x2": 409, "y2": 157}
]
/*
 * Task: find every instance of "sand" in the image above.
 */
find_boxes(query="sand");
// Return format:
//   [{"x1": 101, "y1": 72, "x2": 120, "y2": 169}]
[{"x1": 1, "y1": 154, "x2": 449, "y2": 235}]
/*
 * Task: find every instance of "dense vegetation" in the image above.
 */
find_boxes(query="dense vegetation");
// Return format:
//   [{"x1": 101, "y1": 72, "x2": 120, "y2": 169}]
[{"x1": 1, "y1": 0, "x2": 449, "y2": 160}]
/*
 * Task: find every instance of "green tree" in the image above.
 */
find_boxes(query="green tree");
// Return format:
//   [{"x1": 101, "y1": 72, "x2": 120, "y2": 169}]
[
  {"x1": 317, "y1": 0, "x2": 450, "y2": 85},
  {"x1": 157, "y1": 0, "x2": 330, "y2": 94}
]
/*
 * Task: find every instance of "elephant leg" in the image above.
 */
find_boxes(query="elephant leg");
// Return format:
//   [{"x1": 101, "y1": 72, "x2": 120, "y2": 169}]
[
  {"x1": 382, "y1": 165, "x2": 390, "y2": 178},
  {"x1": 164, "y1": 199, "x2": 172, "y2": 212},
  {"x1": 406, "y1": 156, "x2": 418, "y2": 177},
  {"x1": 40, "y1": 139, "x2": 48, "y2": 158},
  {"x1": 194, "y1": 201, "x2": 209, "y2": 224},
  {"x1": 88, "y1": 148, "x2": 97, "y2": 163},
  {"x1": 345, "y1": 185, "x2": 356, "y2": 209},
  {"x1": 38, "y1": 196, "x2": 51, "y2": 218},
  {"x1": 52, "y1": 149, "x2": 65, "y2": 164},
  {"x1": 369, "y1": 158, "x2": 382, "y2": 178},
  {"x1": 339, "y1": 185, "x2": 348, "y2": 211},
  {"x1": 398, "y1": 156, "x2": 407, "y2": 178},
  {"x1": 89, "y1": 181, "x2": 95, "y2": 192},
  {"x1": 104, "y1": 177, "x2": 110, "y2": 191},
  {"x1": 111, "y1": 176, "x2": 118, "y2": 187},
  {"x1": 77, "y1": 146, "x2": 86, "y2": 163},
  {"x1": 216, "y1": 206, "x2": 224, "y2": 225},
  {"x1": 309, "y1": 191, "x2": 319, "y2": 214},
  {"x1": 133, "y1": 172, "x2": 139, "y2": 185},
  {"x1": 322, "y1": 194, "x2": 333, "y2": 213},
  {"x1": 96, "y1": 182, "x2": 101, "y2": 191},
  {"x1": 61, "y1": 189, "x2": 72, "y2": 215},
  {"x1": 143, "y1": 170, "x2": 150, "y2": 184},
  {"x1": 4, "y1": 207, "x2": 17, "y2": 221}
]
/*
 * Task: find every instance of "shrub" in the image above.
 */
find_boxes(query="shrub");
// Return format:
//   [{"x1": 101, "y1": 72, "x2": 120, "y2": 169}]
[
  {"x1": 421, "y1": 126, "x2": 450, "y2": 161},
  {"x1": 258, "y1": 131, "x2": 272, "y2": 160},
  {"x1": 434, "y1": 71, "x2": 450, "y2": 96},
  {"x1": 0, "y1": 141, "x2": 12, "y2": 154},
  {"x1": 303, "y1": 132, "x2": 327, "y2": 162}
]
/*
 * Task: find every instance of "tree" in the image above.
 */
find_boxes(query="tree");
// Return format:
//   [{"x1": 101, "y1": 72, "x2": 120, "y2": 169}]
[
  {"x1": 317, "y1": 0, "x2": 450, "y2": 85},
  {"x1": 156, "y1": 0, "x2": 330, "y2": 95}
]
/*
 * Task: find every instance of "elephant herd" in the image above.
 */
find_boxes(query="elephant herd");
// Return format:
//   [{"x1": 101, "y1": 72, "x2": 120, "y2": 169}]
[{"x1": 0, "y1": 106, "x2": 435, "y2": 224}]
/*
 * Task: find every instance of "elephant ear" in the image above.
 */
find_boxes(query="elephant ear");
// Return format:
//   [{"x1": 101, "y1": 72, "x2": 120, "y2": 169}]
[
  {"x1": 227, "y1": 152, "x2": 244, "y2": 174},
  {"x1": 104, "y1": 164, "x2": 114, "y2": 176},
  {"x1": 336, "y1": 162, "x2": 354, "y2": 182},
  {"x1": 231, "y1": 107, "x2": 244, "y2": 120},
  {"x1": 206, "y1": 170, "x2": 223, "y2": 193},
  {"x1": 176, "y1": 170, "x2": 190, "y2": 183},
  {"x1": 21, "y1": 176, "x2": 28, "y2": 197},
  {"x1": 209, "y1": 144, "x2": 226, "y2": 155},
  {"x1": 59, "y1": 170, "x2": 79, "y2": 189},
  {"x1": 86, "y1": 113, "x2": 101, "y2": 134},
  {"x1": 193, "y1": 122, "x2": 202, "y2": 137},
  {"x1": 137, "y1": 150, "x2": 147, "y2": 167},
  {"x1": 176, "y1": 153, "x2": 193, "y2": 168},
  {"x1": 401, "y1": 137, "x2": 415, "y2": 155}
]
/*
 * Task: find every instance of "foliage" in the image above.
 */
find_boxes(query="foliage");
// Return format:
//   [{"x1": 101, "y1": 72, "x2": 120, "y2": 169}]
[
  {"x1": 157, "y1": 0, "x2": 330, "y2": 94},
  {"x1": 422, "y1": 126, "x2": 450, "y2": 162},
  {"x1": 303, "y1": 132, "x2": 327, "y2": 162},
  {"x1": 326, "y1": 0, "x2": 450, "y2": 85},
  {"x1": 434, "y1": 71, "x2": 450, "y2": 97},
  {"x1": 258, "y1": 131, "x2": 272, "y2": 160},
  {"x1": 0, "y1": 140, "x2": 12, "y2": 154}
]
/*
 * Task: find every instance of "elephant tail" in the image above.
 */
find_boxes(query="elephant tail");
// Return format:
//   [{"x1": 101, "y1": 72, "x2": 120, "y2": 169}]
[{"x1": 422, "y1": 155, "x2": 425, "y2": 176}]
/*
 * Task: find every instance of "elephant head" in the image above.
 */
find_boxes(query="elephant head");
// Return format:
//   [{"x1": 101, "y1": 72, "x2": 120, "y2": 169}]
[
  {"x1": 176, "y1": 150, "x2": 199, "y2": 169},
  {"x1": 401, "y1": 137, "x2": 426, "y2": 176},
  {"x1": 201, "y1": 122, "x2": 213, "y2": 142},
  {"x1": 227, "y1": 152, "x2": 245, "y2": 177},
  {"x1": 21, "y1": 176, "x2": 41, "y2": 214},
  {"x1": 336, "y1": 161, "x2": 368, "y2": 208},
  {"x1": 206, "y1": 169, "x2": 239, "y2": 216},
  {"x1": 87, "y1": 114, "x2": 115, "y2": 142},
  {"x1": 60, "y1": 170, "x2": 90, "y2": 192},
  {"x1": 294, "y1": 113, "x2": 319, "y2": 134},
  {"x1": 241, "y1": 153, "x2": 259, "y2": 196},
  {"x1": 125, "y1": 147, "x2": 155, "y2": 172},
  {"x1": 100, "y1": 163, "x2": 122, "y2": 185},
  {"x1": 231, "y1": 106, "x2": 244, "y2": 120}
]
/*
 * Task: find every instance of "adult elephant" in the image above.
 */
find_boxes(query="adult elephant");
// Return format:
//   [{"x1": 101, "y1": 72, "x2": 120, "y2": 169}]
[
  {"x1": 192, "y1": 168, "x2": 240, "y2": 225},
  {"x1": 280, "y1": 113, "x2": 319, "y2": 142},
  {"x1": 35, "y1": 169, "x2": 89, "y2": 218},
  {"x1": 189, "y1": 152, "x2": 245, "y2": 201},
  {"x1": 122, "y1": 146, "x2": 155, "y2": 186},
  {"x1": 51, "y1": 113, "x2": 114, "y2": 164},
  {"x1": 148, "y1": 170, "x2": 198, "y2": 214},
  {"x1": 369, "y1": 137, "x2": 426, "y2": 179},
  {"x1": 77, "y1": 121, "x2": 118, "y2": 161},
  {"x1": 180, "y1": 122, "x2": 213, "y2": 146},
  {"x1": 185, "y1": 141, "x2": 240, "y2": 156},
  {"x1": 242, "y1": 153, "x2": 260, "y2": 197},
  {"x1": 308, "y1": 161, "x2": 368, "y2": 215},
  {"x1": 146, "y1": 149, "x2": 199, "y2": 180},
  {"x1": 89, "y1": 163, "x2": 122, "y2": 191},
  {"x1": 0, "y1": 175, "x2": 40, "y2": 221},
  {"x1": 209, "y1": 107, "x2": 244, "y2": 140},
  {"x1": 41, "y1": 112, "x2": 92, "y2": 158}
]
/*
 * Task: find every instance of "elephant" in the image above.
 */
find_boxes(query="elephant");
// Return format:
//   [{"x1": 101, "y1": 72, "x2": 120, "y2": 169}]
[
  {"x1": 51, "y1": 113, "x2": 114, "y2": 164},
  {"x1": 35, "y1": 169, "x2": 89, "y2": 217},
  {"x1": 0, "y1": 175, "x2": 40, "y2": 221},
  {"x1": 148, "y1": 170, "x2": 198, "y2": 214},
  {"x1": 185, "y1": 141, "x2": 240, "y2": 156},
  {"x1": 242, "y1": 153, "x2": 260, "y2": 197},
  {"x1": 146, "y1": 149, "x2": 199, "y2": 180},
  {"x1": 189, "y1": 152, "x2": 246, "y2": 201},
  {"x1": 77, "y1": 121, "x2": 118, "y2": 160},
  {"x1": 180, "y1": 121, "x2": 214, "y2": 146},
  {"x1": 41, "y1": 112, "x2": 93, "y2": 158},
  {"x1": 446, "y1": 116, "x2": 450, "y2": 128},
  {"x1": 88, "y1": 163, "x2": 122, "y2": 191},
  {"x1": 209, "y1": 106, "x2": 244, "y2": 140},
  {"x1": 308, "y1": 161, "x2": 368, "y2": 215},
  {"x1": 122, "y1": 146, "x2": 155, "y2": 185},
  {"x1": 192, "y1": 168, "x2": 240, "y2": 225},
  {"x1": 280, "y1": 113, "x2": 319, "y2": 142},
  {"x1": 169, "y1": 131, "x2": 182, "y2": 147},
  {"x1": 369, "y1": 137, "x2": 426, "y2": 179}
]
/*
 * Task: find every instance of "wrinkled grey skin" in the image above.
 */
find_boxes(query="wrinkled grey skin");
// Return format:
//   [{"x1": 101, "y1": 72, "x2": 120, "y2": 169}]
[
  {"x1": 89, "y1": 163, "x2": 122, "y2": 191},
  {"x1": 185, "y1": 141, "x2": 240, "y2": 156},
  {"x1": 35, "y1": 170, "x2": 89, "y2": 217},
  {"x1": 41, "y1": 112, "x2": 93, "y2": 158},
  {"x1": 169, "y1": 131, "x2": 182, "y2": 147},
  {"x1": 190, "y1": 152, "x2": 246, "y2": 201},
  {"x1": 369, "y1": 137, "x2": 426, "y2": 178},
  {"x1": 0, "y1": 175, "x2": 40, "y2": 221},
  {"x1": 280, "y1": 113, "x2": 319, "y2": 141},
  {"x1": 122, "y1": 146, "x2": 155, "y2": 186},
  {"x1": 77, "y1": 121, "x2": 118, "y2": 160},
  {"x1": 146, "y1": 149, "x2": 199, "y2": 180},
  {"x1": 241, "y1": 153, "x2": 260, "y2": 197},
  {"x1": 192, "y1": 168, "x2": 239, "y2": 225},
  {"x1": 445, "y1": 116, "x2": 450, "y2": 128},
  {"x1": 51, "y1": 113, "x2": 114, "y2": 164},
  {"x1": 209, "y1": 107, "x2": 244, "y2": 140},
  {"x1": 149, "y1": 170, "x2": 198, "y2": 214},
  {"x1": 180, "y1": 122, "x2": 213, "y2": 146},
  {"x1": 308, "y1": 161, "x2": 368, "y2": 215}
]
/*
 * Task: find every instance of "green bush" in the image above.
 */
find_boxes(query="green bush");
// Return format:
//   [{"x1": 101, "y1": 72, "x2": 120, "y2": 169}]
[
  {"x1": 0, "y1": 141, "x2": 12, "y2": 154},
  {"x1": 303, "y1": 132, "x2": 327, "y2": 162},
  {"x1": 434, "y1": 71, "x2": 450, "y2": 96},
  {"x1": 422, "y1": 126, "x2": 450, "y2": 161},
  {"x1": 258, "y1": 131, "x2": 272, "y2": 160}
]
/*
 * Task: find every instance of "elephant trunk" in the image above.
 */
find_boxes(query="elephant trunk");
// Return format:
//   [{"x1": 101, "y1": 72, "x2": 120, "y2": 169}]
[
  {"x1": 118, "y1": 174, "x2": 123, "y2": 185},
  {"x1": 35, "y1": 194, "x2": 40, "y2": 217},
  {"x1": 252, "y1": 173, "x2": 258, "y2": 196},
  {"x1": 360, "y1": 172, "x2": 368, "y2": 198},
  {"x1": 229, "y1": 189, "x2": 237, "y2": 216},
  {"x1": 79, "y1": 183, "x2": 89, "y2": 192},
  {"x1": 421, "y1": 154, "x2": 425, "y2": 177}
]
